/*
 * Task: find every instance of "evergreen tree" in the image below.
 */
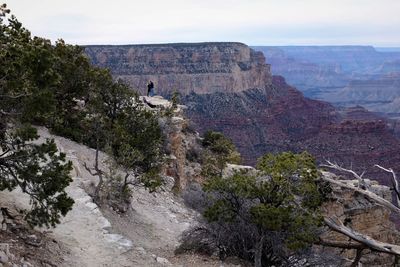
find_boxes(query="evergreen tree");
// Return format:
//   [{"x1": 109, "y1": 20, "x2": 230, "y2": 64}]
[
  {"x1": 201, "y1": 152, "x2": 327, "y2": 266},
  {"x1": 0, "y1": 5, "x2": 74, "y2": 227}
]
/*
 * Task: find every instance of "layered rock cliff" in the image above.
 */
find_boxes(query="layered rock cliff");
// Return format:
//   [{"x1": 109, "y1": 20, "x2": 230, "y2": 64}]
[
  {"x1": 85, "y1": 42, "x2": 271, "y2": 95},
  {"x1": 85, "y1": 42, "x2": 400, "y2": 182},
  {"x1": 182, "y1": 76, "x2": 400, "y2": 183},
  {"x1": 253, "y1": 46, "x2": 400, "y2": 115}
]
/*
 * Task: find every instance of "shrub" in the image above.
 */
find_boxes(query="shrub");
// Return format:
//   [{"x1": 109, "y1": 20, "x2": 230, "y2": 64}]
[{"x1": 179, "y1": 152, "x2": 328, "y2": 267}]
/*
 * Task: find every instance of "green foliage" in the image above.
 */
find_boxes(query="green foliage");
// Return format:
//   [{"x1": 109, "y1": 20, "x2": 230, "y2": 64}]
[
  {"x1": 0, "y1": 6, "x2": 74, "y2": 227},
  {"x1": 162, "y1": 90, "x2": 180, "y2": 118},
  {"x1": 202, "y1": 152, "x2": 327, "y2": 266},
  {"x1": 0, "y1": 125, "x2": 74, "y2": 227},
  {"x1": 201, "y1": 131, "x2": 241, "y2": 178},
  {"x1": 0, "y1": 5, "x2": 163, "y2": 223},
  {"x1": 257, "y1": 151, "x2": 328, "y2": 209}
]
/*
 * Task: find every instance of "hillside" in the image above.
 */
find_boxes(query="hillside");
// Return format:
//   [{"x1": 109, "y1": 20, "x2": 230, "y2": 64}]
[
  {"x1": 0, "y1": 100, "x2": 243, "y2": 267},
  {"x1": 1, "y1": 97, "x2": 400, "y2": 266}
]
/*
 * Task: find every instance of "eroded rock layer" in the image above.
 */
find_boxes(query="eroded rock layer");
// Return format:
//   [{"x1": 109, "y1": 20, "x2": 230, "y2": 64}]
[{"x1": 85, "y1": 42, "x2": 271, "y2": 95}]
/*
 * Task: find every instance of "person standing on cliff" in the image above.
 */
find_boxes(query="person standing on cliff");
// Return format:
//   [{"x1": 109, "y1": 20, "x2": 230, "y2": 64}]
[{"x1": 147, "y1": 80, "x2": 155, "y2": 97}]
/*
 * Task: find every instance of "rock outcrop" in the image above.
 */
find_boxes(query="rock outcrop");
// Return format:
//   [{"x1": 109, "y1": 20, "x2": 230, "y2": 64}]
[
  {"x1": 319, "y1": 174, "x2": 400, "y2": 266},
  {"x1": 85, "y1": 42, "x2": 271, "y2": 95},
  {"x1": 142, "y1": 96, "x2": 202, "y2": 191}
]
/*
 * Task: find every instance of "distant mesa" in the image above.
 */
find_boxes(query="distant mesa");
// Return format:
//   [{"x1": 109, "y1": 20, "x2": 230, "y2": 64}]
[
  {"x1": 85, "y1": 42, "x2": 271, "y2": 96},
  {"x1": 252, "y1": 45, "x2": 400, "y2": 116}
]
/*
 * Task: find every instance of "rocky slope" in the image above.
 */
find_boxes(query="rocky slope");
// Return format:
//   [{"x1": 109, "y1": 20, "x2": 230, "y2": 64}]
[
  {"x1": 183, "y1": 76, "x2": 400, "y2": 183},
  {"x1": 0, "y1": 101, "x2": 239, "y2": 267},
  {"x1": 84, "y1": 42, "x2": 400, "y2": 182}
]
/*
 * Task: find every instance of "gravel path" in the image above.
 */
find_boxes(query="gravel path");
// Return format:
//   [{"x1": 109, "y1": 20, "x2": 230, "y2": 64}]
[{"x1": 1, "y1": 128, "x2": 242, "y2": 267}]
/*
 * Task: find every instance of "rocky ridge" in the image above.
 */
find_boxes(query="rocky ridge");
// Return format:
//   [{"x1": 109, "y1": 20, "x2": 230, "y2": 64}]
[{"x1": 253, "y1": 46, "x2": 400, "y2": 115}]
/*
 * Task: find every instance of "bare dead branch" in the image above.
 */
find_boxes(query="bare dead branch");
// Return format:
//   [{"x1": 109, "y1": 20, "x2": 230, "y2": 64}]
[
  {"x1": 375, "y1": 164, "x2": 400, "y2": 205},
  {"x1": 321, "y1": 160, "x2": 368, "y2": 189},
  {"x1": 316, "y1": 238, "x2": 366, "y2": 250},
  {"x1": 0, "y1": 93, "x2": 32, "y2": 99},
  {"x1": 83, "y1": 161, "x2": 97, "y2": 176},
  {"x1": 324, "y1": 216, "x2": 400, "y2": 256},
  {"x1": 321, "y1": 171, "x2": 400, "y2": 215},
  {"x1": 350, "y1": 248, "x2": 364, "y2": 267}
]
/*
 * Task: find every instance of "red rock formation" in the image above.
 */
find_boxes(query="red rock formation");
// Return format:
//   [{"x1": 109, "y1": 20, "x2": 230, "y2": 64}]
[{"x1": 183, "y1": 76, "x2": 400, "y2": 183}]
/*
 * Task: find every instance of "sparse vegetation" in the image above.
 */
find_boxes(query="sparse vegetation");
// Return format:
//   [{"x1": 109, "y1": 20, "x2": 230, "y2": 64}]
[
  {"x1": 201, "y1": 130, "x2": 241, "y2": 178},
  {"x1": 180, "y1": 151, "x2": 328, "y2": 267},
  {"x1": 0, "y1": 4, "x2": 164, "y2": 224}
]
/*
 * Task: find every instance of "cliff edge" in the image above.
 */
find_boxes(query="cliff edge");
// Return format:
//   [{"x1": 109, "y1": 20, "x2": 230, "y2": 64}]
[{"x1": 85, "y1": 42, "x2": 271, "y2": 95}]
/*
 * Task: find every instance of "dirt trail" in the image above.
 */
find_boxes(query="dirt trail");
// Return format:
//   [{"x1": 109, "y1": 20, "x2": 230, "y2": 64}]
[{"x1": 1, "y1": 128, "x2": 240, "y2": 267}]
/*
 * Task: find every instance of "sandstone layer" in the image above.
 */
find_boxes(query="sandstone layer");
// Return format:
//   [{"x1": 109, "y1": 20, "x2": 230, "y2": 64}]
[{"x1": 85, "y1": 42, "x2": 271, "y2": 95}]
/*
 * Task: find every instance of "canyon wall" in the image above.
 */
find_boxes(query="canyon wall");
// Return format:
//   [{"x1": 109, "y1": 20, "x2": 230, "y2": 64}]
[
  {"x1": 253, "y1": 46, "x2": 400, "y2": 115},
  {"x1": 182, "y1": 76, "x2": 400, "y2": 183},
  {"x1": 85, "y1": 42, "x2": 271, "y2": 95},
  {"x1": 85, "y1": 42, "x2": 400, "y2": 181}
]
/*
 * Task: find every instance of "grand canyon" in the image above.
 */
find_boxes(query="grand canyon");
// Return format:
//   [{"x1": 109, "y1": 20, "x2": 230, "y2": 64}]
[
  {"x1": 3, "y1": 2, "x2": 400, "y2": 266},
  {"x1": 254, "y1": 46, "x2": 400, "y2": 117},
  {"x1": 85, "y1": 42, "x2": 400, "y2": 182}
]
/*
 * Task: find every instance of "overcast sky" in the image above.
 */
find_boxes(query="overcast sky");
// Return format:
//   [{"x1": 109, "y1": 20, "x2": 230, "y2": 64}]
[{"x1": 6, "y1": 0, "x2": 400, "y2": 46}]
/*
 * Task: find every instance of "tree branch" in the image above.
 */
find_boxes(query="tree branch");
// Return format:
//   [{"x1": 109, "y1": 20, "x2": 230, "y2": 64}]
[
  {"x1": 321, "y1": 171, "x2": 400, "y2": 215},
  {"x1": 375, "y1": 164, "x2": 400, "y2": 205},
  {"x1": 316, "y1": 238, "x2": 366, "y2": 250},
  {"x1": 83, "y1": 161, "x2": 98, "y2": 176},
  {"x1": 324, "y1": 216, "x2": 400, "y2": 256},
  {"x1": 321, "y1": 160, "x2": 368, "y2": 189},
  {"x1": 0, "y1": 109, "x2": 22, "y2": 116},
  {"x1": 350, "y1": 248, "x2": 364, "y2": 267},
  {"x1": 0, "y1": 93, "x2": 32, "y2": 99}
]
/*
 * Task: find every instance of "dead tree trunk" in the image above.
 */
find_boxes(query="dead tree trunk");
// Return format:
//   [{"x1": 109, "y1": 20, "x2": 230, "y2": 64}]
[
  {"x1": 324, "y1": 216, "x2": 400, "y2": 256},
  {"x1": 319, "y1": 163, "x2": 400, "y2": 262},
  {"x1": 254, "y1": 234, "x2": 265, "y2": 267},
  {"x1": 83, "y1": 134, "x2": 104, "y2": 205}
]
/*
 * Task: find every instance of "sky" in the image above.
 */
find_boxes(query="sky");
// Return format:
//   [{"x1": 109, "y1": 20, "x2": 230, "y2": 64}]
[{"x1": 5, "y1": 0, "x2": 400, "y2": 46}]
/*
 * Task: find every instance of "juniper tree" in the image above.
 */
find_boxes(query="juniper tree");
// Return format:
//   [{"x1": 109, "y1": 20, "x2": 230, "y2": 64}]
[
  {"x1": 188, "y1": 152, "x2": 327, "y2": 267},
  {"x1": 201, "y1": 130, "x2": 241, "y2": 178},
  {"x1": 0, "y1": 5, "x2": 73, "y2": 227}
]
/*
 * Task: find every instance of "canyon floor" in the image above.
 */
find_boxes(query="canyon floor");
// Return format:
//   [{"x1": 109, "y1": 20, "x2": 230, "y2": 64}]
[{"x1": 0, "y1": 128, "x2": 245, "y2": 267}]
